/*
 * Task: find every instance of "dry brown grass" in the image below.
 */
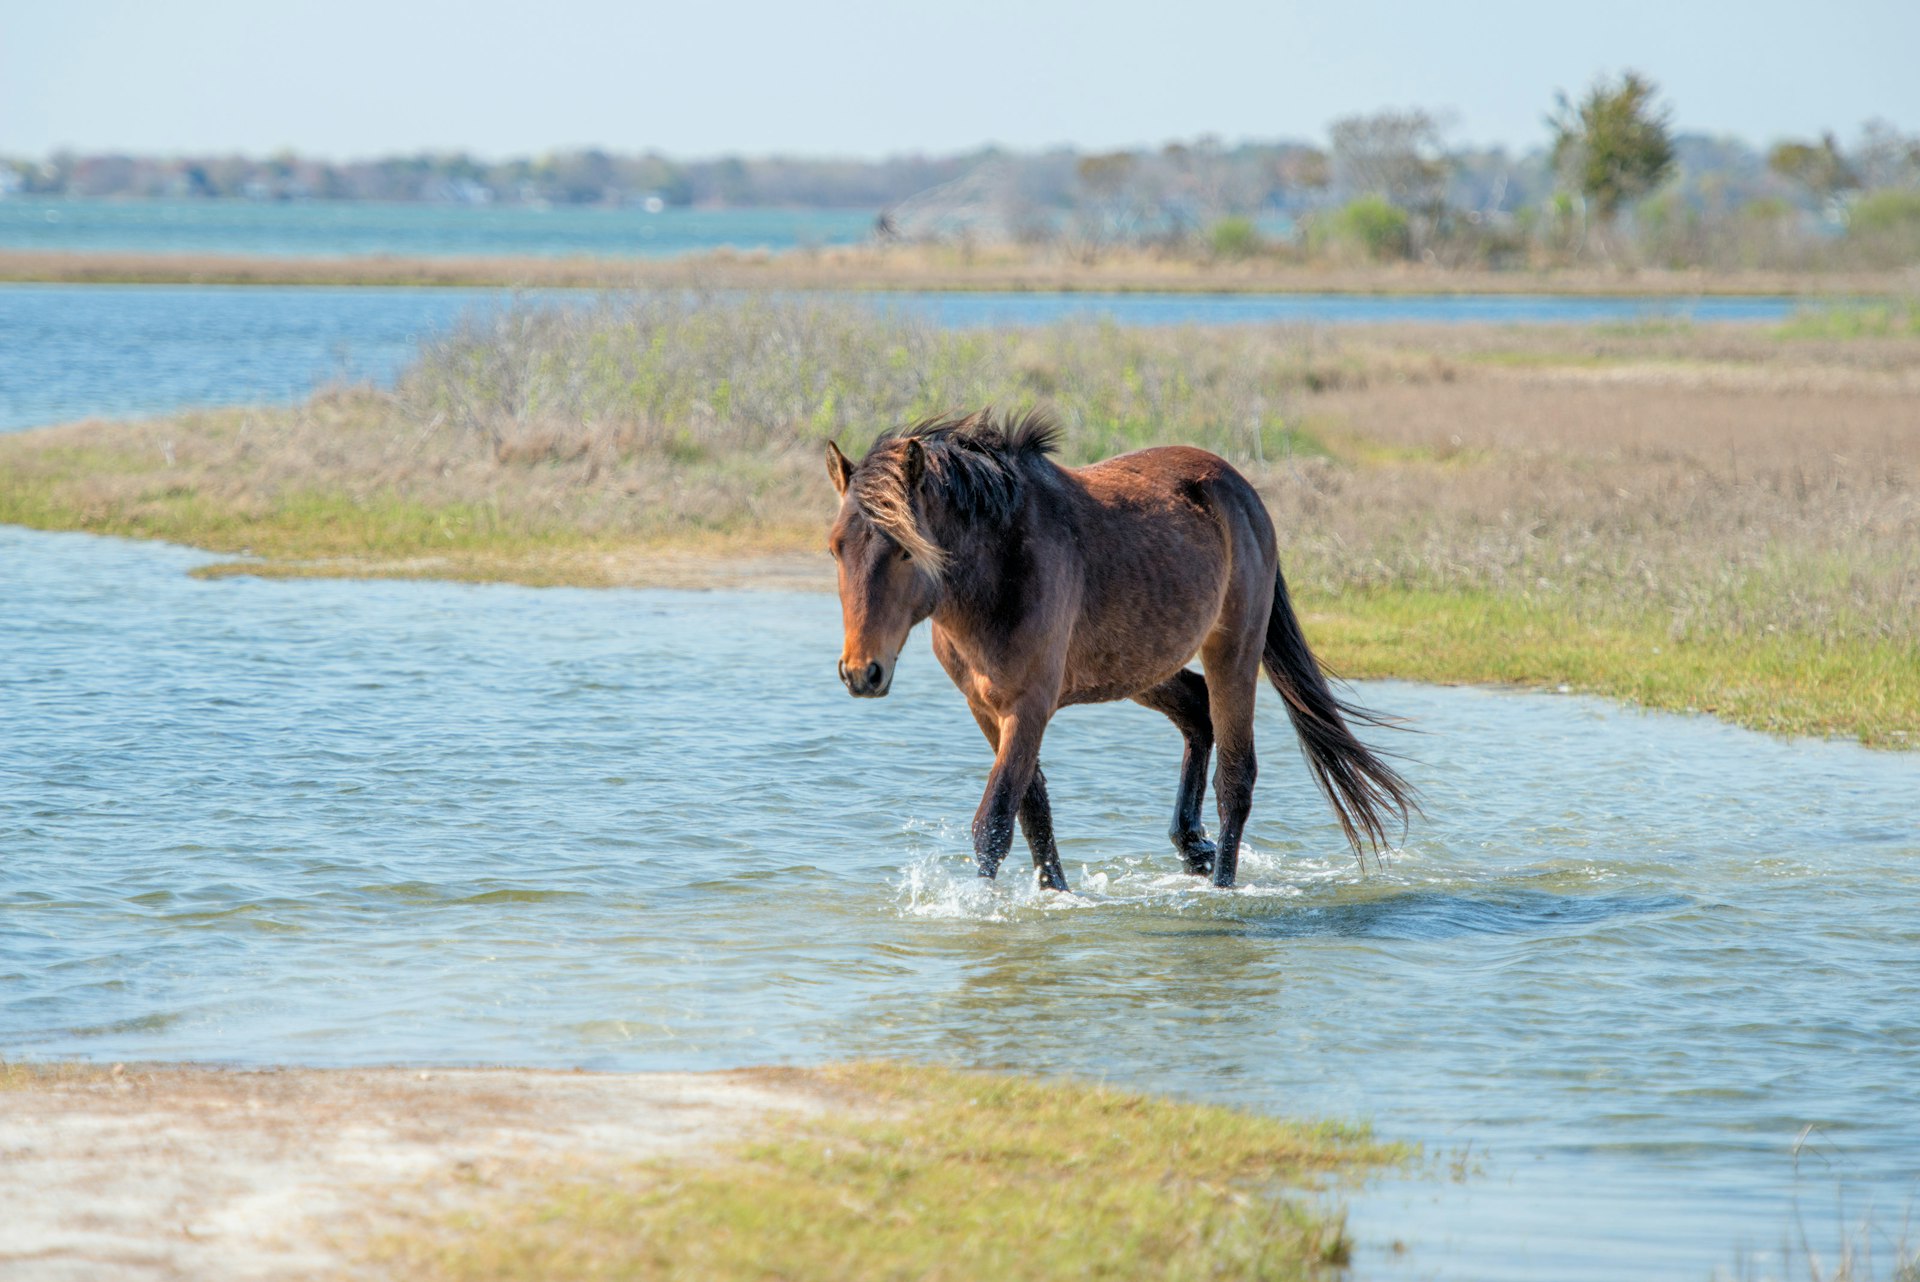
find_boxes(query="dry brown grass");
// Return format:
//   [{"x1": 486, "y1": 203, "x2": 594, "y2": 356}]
[
  {"x1": 4, "y1": 245, "x2": 1917, "y2": 295},
  {"x1": 1276, "y1": 325, "x2": 1920, "y2": 639}
]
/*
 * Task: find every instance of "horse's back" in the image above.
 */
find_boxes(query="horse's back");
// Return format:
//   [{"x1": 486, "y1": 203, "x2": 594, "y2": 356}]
[
  {"x1": 1071, "y1": 445, "x2": 1274, "y2": 558},
  {"x1": 1049, "y1": 446, "x2": 1276, "y2": 701}
]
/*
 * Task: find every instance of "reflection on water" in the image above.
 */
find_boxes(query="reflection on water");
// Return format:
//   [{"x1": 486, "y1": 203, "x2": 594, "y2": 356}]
[{"x1": 2, "y1": 526, "x2": 1917, "y2": 1280}]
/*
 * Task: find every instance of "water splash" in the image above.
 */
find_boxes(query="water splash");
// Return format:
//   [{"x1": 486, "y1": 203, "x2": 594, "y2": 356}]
[{"x1": 887, "y1": 826, "x2": 1402, "y2": 921}]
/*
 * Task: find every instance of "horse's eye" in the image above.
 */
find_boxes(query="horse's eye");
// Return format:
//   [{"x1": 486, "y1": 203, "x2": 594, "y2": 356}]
[{"x1": 898, "y1": 548, "x2": 912, "y2": 562}]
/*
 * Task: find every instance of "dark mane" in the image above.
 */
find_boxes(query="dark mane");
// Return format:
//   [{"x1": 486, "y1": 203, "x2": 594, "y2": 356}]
[{"x1": 850, "y1": 409, "x2": 1058, "y2": 575}]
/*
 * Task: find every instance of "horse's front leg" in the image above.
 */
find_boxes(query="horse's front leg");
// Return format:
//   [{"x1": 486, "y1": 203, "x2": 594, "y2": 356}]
[
  {"x1": 971, "y1": 701, "x2": 1056, "y2": 886},
  {"x1": 966, "y1": 706, "x2": 1067, "y2": 891},
  {"x1": 1016, "y1": 768, "x2": 1067, "y2": 892}
]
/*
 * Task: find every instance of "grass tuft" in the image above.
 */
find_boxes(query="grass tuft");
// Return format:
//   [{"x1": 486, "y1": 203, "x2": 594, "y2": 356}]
[
  {"x1": 1775, "y1": 300, "x2": 1920, "y2": 340},
  {"x1": 368, "y1": 1062, "x2": 1405, "y2": 1282},
  {"x1": 1305, "y1": 590, "x2": 1919, "y2": 747}
]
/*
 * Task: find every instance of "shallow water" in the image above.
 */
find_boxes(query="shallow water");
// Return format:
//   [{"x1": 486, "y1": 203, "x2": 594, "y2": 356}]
[
  {"x1": 3, "y1": 526, "x2": 1917, "y2": 1278},
  {"x1": 0, "y1": 282, "x2": 1806, "y2": 432},
  {"x1": 0, "y1": 283, "x2": 497, "y2": 431}
]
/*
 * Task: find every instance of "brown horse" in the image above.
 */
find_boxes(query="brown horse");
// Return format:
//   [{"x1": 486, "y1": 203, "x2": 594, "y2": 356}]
[{"x1": 826, "y1": 409, "x2": 1414, "y2": 890}]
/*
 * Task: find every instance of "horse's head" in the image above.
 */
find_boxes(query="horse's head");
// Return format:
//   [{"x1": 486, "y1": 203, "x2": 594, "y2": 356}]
[{"x1": 826, "y1": 438, "x2": 940, "y2": 698}]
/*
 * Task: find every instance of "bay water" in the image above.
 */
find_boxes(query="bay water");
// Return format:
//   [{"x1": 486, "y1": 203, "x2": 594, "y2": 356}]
[{"x1": 3, "y1": 526, "x2": 1915, "y2": 1278}]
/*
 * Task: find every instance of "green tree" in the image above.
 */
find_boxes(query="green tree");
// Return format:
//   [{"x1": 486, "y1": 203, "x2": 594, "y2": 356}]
[
  {"x1": 1549, "y1": 72, "x2": 1676, "y2": 238},
  {"x1": 1768, "y1": 133, "x2": 1858, "y2": 205}
]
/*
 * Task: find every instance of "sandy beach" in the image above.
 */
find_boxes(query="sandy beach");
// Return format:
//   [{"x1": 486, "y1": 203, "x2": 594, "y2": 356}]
[{"x1": 1, "y1": 1063, "x2": 831, "y2": 1281}]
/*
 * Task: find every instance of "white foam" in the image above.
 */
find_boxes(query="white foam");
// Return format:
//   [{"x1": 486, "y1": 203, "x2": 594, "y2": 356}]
[{"x1": 886, "y1": 831, "x2": 1403, "y2": 921}]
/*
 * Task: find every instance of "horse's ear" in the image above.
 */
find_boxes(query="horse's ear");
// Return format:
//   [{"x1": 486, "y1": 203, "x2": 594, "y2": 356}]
[
  {"x1": 826, "y1": 440, "x2": 854, "y2": 496},
  {"x1": 903, "y1": 438, "x2": 926, "y2": 490}
]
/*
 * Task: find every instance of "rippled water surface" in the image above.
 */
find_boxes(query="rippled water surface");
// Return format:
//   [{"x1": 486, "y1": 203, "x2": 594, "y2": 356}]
[{"x1": 4, "y1": 527, "x2": 1917, "y2": 1279}]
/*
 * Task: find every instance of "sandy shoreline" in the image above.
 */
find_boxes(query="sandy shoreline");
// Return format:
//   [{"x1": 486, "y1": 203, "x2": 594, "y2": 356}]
[
  {"x1": 0, "y1": 1062, "x2": 834, "y2": 1281},
  {"x1": 187, "y1": 544, "x2": 838, "y2": 592},
  {"x1": 3, "y1": 246, "x2": 1914, "y2": 296}
]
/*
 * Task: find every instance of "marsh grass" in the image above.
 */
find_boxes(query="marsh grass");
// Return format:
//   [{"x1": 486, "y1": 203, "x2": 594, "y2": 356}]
[
  {"x1": 1309, "y1": 591, "x2": 1917, "y2": 746},
  {"x1": 402, "y1": 293, "x2": 1335, "y2": 467},
  {"x1": 0, "y1": 1059, "x2": 117, "y2": 1090},
  {"x1": 2, "y1": 296, "x2": 1914, "y2": 742},
  {"x1": 5, "y1": 246, "x2": 1916, "y2": 298},
  {"x1": 1776, "y1": 301, "x2": 1920, "y2": 341},
  {"x1": 368, "y1": 1062, "x2": 1404, "y2": 1282}
]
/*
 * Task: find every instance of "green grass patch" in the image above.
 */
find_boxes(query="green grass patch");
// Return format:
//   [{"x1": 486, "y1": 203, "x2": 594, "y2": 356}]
[
  {"x1": 0, "y1": 480, "x2": 565, "y2": 565},
  {"x1": 370, "y1": 1062, "x2": 1405, "y2": 1282},
  {"x1": 1314, "y1": 423, "x2": 1487, "y2": 468},
  {"x1": 1774, "y1": 301, "x2": 1920, "y2": 339},
  {"x1": 1304, "y1": 588, "x2": 1919, "y2": 747},
  {"x1": 1591, "y1": 315, "x2": 1698, "y2": 339},
  {"x1": 1461, "y1": 349, "x2": 1631, "y2": 370}
]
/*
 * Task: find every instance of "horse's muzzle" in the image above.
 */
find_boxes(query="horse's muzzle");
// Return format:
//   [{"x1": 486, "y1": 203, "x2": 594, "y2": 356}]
[{"x1": 838, "y1": 658, "x2": 891, "y2": 698}]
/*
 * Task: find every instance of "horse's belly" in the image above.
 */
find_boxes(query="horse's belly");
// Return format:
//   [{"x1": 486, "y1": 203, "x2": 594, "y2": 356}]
[{"x1": 1059, "y1": 586, "x2": 1219, "y2": 706}]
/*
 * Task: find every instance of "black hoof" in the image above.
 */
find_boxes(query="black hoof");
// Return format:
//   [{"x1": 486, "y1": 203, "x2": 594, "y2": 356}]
[{"x1": 1174, "y1": 834, "x2": 1216, "y2": 877}]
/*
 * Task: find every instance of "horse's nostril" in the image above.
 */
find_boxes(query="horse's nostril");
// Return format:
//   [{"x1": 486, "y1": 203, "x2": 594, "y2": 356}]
[
  {"x1": 837, "y1": 659, "x2": 849, "y2": 685},
  {"x1": 864, "y1": 661, "x2": 884, "y2": 687}
]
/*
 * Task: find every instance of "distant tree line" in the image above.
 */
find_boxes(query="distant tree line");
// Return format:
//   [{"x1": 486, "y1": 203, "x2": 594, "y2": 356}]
[
  {"x1": 5, "y1": 77, "x2": 1917, "y2": 270},
  {"x1": 0, "y1": 147, "x2": 986, "y2": 208}
]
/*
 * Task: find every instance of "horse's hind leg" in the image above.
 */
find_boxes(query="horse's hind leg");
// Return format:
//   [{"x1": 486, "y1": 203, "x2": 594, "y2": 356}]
[
  {"x1": 1132, "y1": 670, "x2": 1216, "y2": 876},
  {"x1": 969, "y1": 705, "x2": 1068, "y2": 891},
  {"x1": 1201, "y1": 637, "x2": 1264, "y2": 890}
]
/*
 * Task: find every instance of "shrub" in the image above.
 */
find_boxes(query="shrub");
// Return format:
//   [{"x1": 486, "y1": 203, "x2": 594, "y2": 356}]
[
  {"x1": 1206, "y1": 215, "x2": 1265, "y2": 260},
  {"x1": 1319, "y1": 196, "x2": 1411, "y2": 261},
  {"x1": 1846, "y1": 189, "x2": 1920, "y2": 267}
]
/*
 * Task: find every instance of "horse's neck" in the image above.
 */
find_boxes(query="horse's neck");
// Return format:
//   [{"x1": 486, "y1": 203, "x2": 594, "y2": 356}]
[{"x1": 930, "y1": 494, "x2": 1076, "y2": 645}]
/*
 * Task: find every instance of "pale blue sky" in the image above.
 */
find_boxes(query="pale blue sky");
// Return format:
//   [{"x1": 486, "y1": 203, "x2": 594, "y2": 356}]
[{"x1": 4, "y1": 0, "x2": 1916, "y2": 158}]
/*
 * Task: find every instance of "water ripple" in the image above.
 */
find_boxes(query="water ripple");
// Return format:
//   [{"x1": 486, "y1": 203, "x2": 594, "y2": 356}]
[{"x1": 3, "y1": 525, "x2": 1918, "y2": 1279}]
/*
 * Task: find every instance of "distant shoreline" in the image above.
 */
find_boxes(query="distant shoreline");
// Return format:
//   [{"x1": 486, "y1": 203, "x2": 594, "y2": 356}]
[{"x1": 2, "y1": 246, "x2": 1914, "y2": 297}]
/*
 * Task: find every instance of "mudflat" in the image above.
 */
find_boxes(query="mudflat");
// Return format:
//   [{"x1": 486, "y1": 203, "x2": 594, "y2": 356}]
[{"x1": 0, "y1": 1063, "x2": 829, "y2": 1281}]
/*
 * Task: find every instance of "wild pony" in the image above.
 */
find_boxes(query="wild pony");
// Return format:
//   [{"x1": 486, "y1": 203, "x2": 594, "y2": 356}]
[{"x1": 826, "y1": 410, "x2": 1415, "y2": 890}]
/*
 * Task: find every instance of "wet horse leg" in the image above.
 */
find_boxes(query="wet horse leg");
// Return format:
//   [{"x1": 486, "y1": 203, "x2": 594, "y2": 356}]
[
  {"x1": 968, "y1": 704, "x2": 1067, "y2": 891},
  {"x1": 1013, "y1": 768, "x2": 1067, "y2": 891},
  {"x1": 1131, "y1": 669, "x2": 1216, "y2": 876},
  {"x1": 1201, "y1": 638, "x2": 1263, "y2": 890}
]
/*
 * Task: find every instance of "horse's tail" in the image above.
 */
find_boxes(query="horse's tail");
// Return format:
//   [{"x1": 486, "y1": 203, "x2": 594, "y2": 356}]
[{"x1": 1262, "y1": 566, "x2": 1418, "y2": 855}]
